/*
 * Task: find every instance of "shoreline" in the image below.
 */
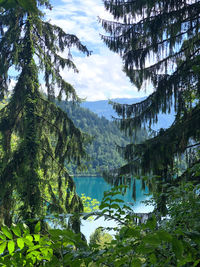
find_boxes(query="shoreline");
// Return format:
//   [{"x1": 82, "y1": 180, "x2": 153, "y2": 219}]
[{"x1": 72, "y1": 174, "x2": 101, "y2": 177}]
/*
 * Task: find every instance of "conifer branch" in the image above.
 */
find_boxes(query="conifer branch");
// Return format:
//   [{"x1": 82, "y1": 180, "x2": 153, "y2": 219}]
[
  {"x1": 101, "y1": 0, "x2": 200, "y2": 187},
  {"x1": 0, "y1": 1, "x2": 89, "y2": 224},
  {"x1": 186, "y1": 142, "x2": 200, "y2": 149}
]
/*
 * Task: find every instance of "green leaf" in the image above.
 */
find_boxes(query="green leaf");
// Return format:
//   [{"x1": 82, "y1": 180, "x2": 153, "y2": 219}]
[
  {"x1": 26, "y1": 235, "x2": 33, "y2": 242},
  {"x1": 172, "y1": 238, "x2": 184, "y2": 259},
  {"x1": 101, "y1": 209, "x2": 113, "y2": 215},
  {"x1": 34, "y1": 221, "x2": 41, "y2": 234},
  {"x1": 1, "y1": 226, "x2": 13, "y2": 239},
  {"x1": 11, "y1": 225, "x2": 21, "y2": 237},
  {"x1": 143, "y1": 234, "x2": 161, "y2": 246},
  {"x1": 82, "y1": 212, "x2": 98, "y2": 220},
  {"x1": 40, "y1": 247, "x2": 53, "y2": 259},
  {"x1": 122, "y1": 204, "x2": 132, "y2": 211},
  {"x1": 48, "y1": 229, "x2": 64, "y2": 238},
  {"x1": 34, "y1": 234, "x2": 40, "y2": 242},
  {"x1": 132, "y1": 258, "x2": 142, "y2": 267},
  {"x1": 0, "y1": 241, "x2": 7, "y2": 254},
  {"x1": 102, "y1": 197, "x2": 114, "y2": 203},
  {"x1": 22, "y1": 223, "x2": 30, "y2": 235},
  {"x1": 157, "y1": 230, "x2": 172, "y2": 242},
  {"x1": 63, "y1": 253, "x2": 73, "y2": 264},
  {"x1": 177, "y1": 255, "x2": 193, "y2": 267},
  {"x1": 39, "y1": 236, "x2": 51, "y2": 246},
  {"x1": 193, "y1": 259, "x2": 200, "y2": 267},
  {"x1": 28, "y1": 251, "x2": 41, "y2": 257},
  {"x1": 99, "y1": 202, "x2": 110, "y2": 210},
  {"x1": 8, "y1": 240, "x2": 15, "y2": 254},
  {"x1": 0, "y1": 232, "x2": 6, "y2": 240},
  {"x1": 145, "y1": 215, "x2": 157, "y2": 230},
  {"x1": 23, "y1": 237, "x2": 34, "y2": 247},
  {"x1": 110, "y1": 203, "x2": 120, "y2": 210},
  {"x1": 149, "y1": 253, "x2": 157, "y2": 264},
  {"x1": 17, "y1": 238, "x2": 24, "y2": 250},
  {"x1": 27, "y1": 245, "x2": 41, "y2": 253},
  {"x1": 125, "y1": 228, "x2": 141, "y2": 238}
]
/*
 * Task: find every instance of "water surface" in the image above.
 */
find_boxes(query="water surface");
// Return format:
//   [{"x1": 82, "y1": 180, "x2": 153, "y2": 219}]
[
  {"x1": 74, "y1": 176, "x2": 153, "y2": 241},
  {"x1": 74, "y1": 176, "x2": 151, "y2": 211}
]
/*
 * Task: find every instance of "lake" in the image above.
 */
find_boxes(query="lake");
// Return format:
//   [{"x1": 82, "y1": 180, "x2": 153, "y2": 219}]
[{"x1": 74, "y1": 176, "x2": 153, "y2": 241}]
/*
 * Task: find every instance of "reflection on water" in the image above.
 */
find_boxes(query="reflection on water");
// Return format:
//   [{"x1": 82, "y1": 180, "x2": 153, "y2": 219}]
[
  {"x1": 74, "y1": 176, "x2": 153, "y2": 241},
  {"x1": 74, "y1": 176, "x2": 150, "y2": 210}
]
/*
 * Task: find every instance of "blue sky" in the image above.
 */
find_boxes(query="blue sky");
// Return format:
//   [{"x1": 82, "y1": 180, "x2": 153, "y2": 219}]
[{"x1": 44, "y1": 0, "x2": 152, "y2": 101}]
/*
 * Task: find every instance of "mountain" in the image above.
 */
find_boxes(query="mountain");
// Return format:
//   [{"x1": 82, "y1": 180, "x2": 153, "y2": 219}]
[
  {"x1": 57, "y1": 98, "x2": 175, "y2": 175},
  {"x1": 80, "y1": 97, "x2": 146, "y2": 120},
  {"x1": 57, "y1": 101, "x2": 130, "y2": 175},
  {"x1": 81, "y1": 98, "x2": 175, "y2": 131}
]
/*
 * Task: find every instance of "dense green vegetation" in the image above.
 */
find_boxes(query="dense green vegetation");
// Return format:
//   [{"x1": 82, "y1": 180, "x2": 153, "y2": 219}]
[
  {"x1": 0, "y1": 0, "x2": 37, "y2": 12},
  {"x1": 0, "y1": 0, "x2": 200, "y2": 266},
  {"x1": 0, "y1": 182, "x2": 200, "y2": 266},
  {"x1": 0, "y1": 0, "x2": 90, "y2": 228},
  {"x1": 57, "y1": 101, "x2": 130, "y2": 175},
  {"x1": 100, "y1": 0, "x2": 200, "y2": 212}
]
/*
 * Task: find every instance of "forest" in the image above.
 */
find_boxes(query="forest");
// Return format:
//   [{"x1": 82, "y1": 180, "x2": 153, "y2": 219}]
[
  {"x1": 57, "y1": 100, "x2": 129, "y2": 175},
  {"x1": 0, "y1": 0, "x2": 200, "y2": 266}
]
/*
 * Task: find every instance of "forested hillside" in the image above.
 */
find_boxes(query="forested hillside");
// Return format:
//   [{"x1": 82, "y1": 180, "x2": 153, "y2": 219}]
[
  {"x1": 80, "y1": 98, "x2": 146, "y2": 120},
  {"x1": 57, "y1": 101, "x2": 130, "y2": 175},
  {"x1": 81, "y1": 98, "x2": 175, "y2": 130}
]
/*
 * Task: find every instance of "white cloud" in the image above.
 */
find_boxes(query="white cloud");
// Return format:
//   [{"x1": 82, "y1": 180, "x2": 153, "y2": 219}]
[
  {"x1": 61, "y1": 48, "x2": 152, "y2": 101},
  {"x1": 45, "y1": 0, "x2": 152, "y2": 100}
]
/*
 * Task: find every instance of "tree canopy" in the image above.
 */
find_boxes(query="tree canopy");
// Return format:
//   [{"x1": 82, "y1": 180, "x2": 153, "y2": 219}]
[
  {"x1": 57, "y1": 100, "x2": 130, "y2": 175},
  {"x1": 0, "y1": 0, "x2": 38, "y2": 12},
  {"x1": 100, "y1": 0, "x2": 200, "y2": 183},
  {"x1": 0, "y1": 0, "x2": 90, "y2": 225},
  {"x1": 0, "y1": 1, "x2": 199, "y2": 265}
]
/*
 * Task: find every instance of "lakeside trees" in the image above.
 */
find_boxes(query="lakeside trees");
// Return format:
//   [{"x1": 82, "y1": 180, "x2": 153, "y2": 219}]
[
  {"x1": 57, "y1": 100, "x2": 129, "y2": 175},
  {"x1": 100, "y1": 0, "x2": 200, "y2": 210},
  {"x1": 0, "y1": 0, "x2": 200, "y2": 266},
  {"x1": 0, "y1": 0, "x2": 90, "y2": 225}
]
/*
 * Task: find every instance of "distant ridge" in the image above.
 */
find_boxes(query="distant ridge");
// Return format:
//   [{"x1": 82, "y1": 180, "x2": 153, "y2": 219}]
[
  {"x1": 80, "y1": 97, "x2": 146, "y2": 120},
  {"x1": 80, "y1": 97, "x2": 175, "y2": 130},
  {"x1": 57, "y1": 100, "x2": 129, "y2": 175},
  {"x1": 56, "y1": 98, "x2": 175, "y2": 174}
]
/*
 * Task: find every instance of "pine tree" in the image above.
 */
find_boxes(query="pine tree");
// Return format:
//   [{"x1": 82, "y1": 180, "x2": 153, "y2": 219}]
[
  {"x1": 100, "y1": 0, "x2": 200, "y2": 208},
  {"x1": 0, "y1": 0, "x2": 90, "y2": 225}
]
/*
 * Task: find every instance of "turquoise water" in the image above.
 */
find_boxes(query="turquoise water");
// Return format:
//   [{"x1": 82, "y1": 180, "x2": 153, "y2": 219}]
[
  {"x1": 74, "y1": 176, "x2": 150, "y2": 211},
  {"x1": 74, "y1": 176, "x2": 153, "y2": 241}
]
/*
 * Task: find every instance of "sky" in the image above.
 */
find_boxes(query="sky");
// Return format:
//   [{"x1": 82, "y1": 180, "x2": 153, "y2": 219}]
[{"x1": 45, "y1": 0, "x2": 152, "y2": 101}]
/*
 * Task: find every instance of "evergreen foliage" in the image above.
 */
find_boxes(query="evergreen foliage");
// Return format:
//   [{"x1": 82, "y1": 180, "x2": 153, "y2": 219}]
[
  {"x1": 99, "y1": 1, "x2": 200, "y2": 195},
  {"x1": 0, "y1": 1, "x2": 90, "y2": 225},
  {"x1": 0, "y1": 0, "x2": 38, "y2": 12},
  {"x1": 57, "y1": 101, "x2": 131, "y2": 175}
]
